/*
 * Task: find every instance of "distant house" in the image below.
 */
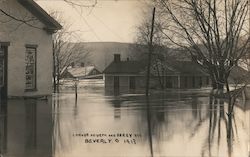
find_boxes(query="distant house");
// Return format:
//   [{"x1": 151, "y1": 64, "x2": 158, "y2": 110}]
[
  {"x1": 0, "y1": 0, "x2": 62, "y2": 99},
  {"x1": 62, "y1": 65, "x2": 102, "y2": 79},
  {"x1": 103, "y1": 54, "x2": 210, "y2": 94}
]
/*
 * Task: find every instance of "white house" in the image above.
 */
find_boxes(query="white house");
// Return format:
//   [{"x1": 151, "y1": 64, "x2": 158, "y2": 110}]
[{"x1": 0, "y1": 0, "x2": 62, "y2": 98}]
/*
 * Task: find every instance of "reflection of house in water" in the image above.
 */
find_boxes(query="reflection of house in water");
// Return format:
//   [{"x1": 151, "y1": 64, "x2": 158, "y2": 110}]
[
  {"x1": 103, "y1": 54, "x2": 211, "y2": 94},
  {"x1": 0, "y1": 103, "x2": 7, "y2": 155},
  {"x1": 0, "y1": 99, "x2": 52, "y2": 157},
  {"x1": 111, "y1": 99, "x2": 122, "y2": 120},
  {"x1": 62, "y1": 65, "x2": 102, "y2": 79}
]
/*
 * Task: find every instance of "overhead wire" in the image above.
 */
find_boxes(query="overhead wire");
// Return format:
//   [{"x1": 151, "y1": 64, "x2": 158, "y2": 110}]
[{"x1": 91, "y1": 13, "x2": 125, "y2": 42}]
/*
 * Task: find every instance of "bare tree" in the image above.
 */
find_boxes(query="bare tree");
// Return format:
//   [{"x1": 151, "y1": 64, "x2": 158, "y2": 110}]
[
  {"x1": 154, "y1": 0, "x2": 250, "y2": 114},
  {"x1": 133, "y1": 8, "x2": 180, "y2": 89},
  {"x1": 156, "y1": 0, "x2": 249, "y2": 92},
  {"x1": 51, "y1": 13, "x2": 89, "y2": 93}
]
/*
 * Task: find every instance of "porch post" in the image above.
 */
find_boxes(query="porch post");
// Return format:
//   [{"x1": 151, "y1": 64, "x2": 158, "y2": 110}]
[{"x1": 177, "y1": 75, "x2": 181, "y2": 88}]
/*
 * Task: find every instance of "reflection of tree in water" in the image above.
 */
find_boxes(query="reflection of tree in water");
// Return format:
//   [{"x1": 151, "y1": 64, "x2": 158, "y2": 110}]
[
  {"x1": 52, "y1": 93, "x2": 83, "y2": 156},
  {"x1": 135, "y1": 93, "x2": 245, "y2": 157},
  {"x1": 52, "y1": 94, "x2": 72, "y2": 156},
  {"x1": 150, "y1": 94, "x2": 168, "y2": 141},
  {"x1": 135, "y1": 94, "x2": 172, "y2": 156},
  {"x1": 106, "y1": 92, "x2": 248, "y2": 156},
  {"x1": 196, "y1": 96, "x2": 239, "y2": 157}
]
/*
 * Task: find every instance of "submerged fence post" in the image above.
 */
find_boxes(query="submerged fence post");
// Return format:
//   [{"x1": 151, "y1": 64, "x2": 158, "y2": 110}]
[{"x1": 74, "y1": 78, "x2": 79, "y2": 99}]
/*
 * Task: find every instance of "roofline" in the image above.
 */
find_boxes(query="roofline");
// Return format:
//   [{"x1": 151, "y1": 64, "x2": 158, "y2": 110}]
[{"x1": 17, "y1": 0, "x2": 62, "y2": 32}]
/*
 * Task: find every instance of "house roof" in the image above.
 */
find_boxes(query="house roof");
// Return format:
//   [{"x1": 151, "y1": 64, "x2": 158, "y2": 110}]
[
  {"x1": 103, "y1": 60, "x2": 209, "y2": 76},
  {"x1": 67, "y1": 66, "x2": 100, "y2": 78},
  {"x1": 229, "y1": 66, "x2": 249, "y2": 83},
  {"x1": 17, "y1": 0, "x2": 62, "y2": 32},
  {"x1": 167, "y1": 61, "x2": 209, "y2": 76},
  {"x1": 103, "y1": 61, "x2": 147, "y2": 74}
]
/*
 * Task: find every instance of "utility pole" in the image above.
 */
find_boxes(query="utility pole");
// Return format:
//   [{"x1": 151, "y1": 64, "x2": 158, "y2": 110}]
[
  {"x1": 248, "y1": 0, "x2": 250, "y2": 71},
  {"x1": 145, "y1": 7, "x2": 156, "y2": 97},
  {"x1": 145, "y1": 7, "x2": 156, "y2": 157}
]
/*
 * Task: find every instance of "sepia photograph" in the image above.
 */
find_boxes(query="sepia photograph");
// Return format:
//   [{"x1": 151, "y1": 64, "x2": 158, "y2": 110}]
[{"x1": 0, "y1": 0, "x2": 250, "y2": 157}]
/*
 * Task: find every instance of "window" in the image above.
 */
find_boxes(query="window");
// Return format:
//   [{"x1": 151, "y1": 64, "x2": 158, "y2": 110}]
[{"x1": 25, "y1": 46, "x2": 37, "y2": 90}]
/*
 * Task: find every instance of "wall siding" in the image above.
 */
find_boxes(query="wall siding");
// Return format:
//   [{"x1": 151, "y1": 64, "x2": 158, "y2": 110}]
[{"x1": 0, "y1": 0, "x2": 53, "y2": 97}]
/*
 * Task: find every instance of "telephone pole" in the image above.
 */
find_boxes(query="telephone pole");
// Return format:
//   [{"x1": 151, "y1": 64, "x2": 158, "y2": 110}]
[{"x1": 145, "y1": 7, "x2": 156, "y2": 97}]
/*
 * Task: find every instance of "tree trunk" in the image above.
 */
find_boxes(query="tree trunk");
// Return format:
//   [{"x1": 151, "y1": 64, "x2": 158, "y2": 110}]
[
  {"x1": 52, "y1": 42, "x2": 56, "y2": 93},
  {"x1": 53, "y1": 58, "x2": 56, "y2": 93},
  {"x1": 211, "y1": 76, "x2": 217, "y2": 89},
  {"x1": 53, "y1": 72, "x2": 56, "y2": 93},
  {"x1": 56, "y1": 64, "x2": 60, "y2": 93}
]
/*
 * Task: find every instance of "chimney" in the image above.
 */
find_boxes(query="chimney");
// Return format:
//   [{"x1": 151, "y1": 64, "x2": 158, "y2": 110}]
[{"x1": 114, "y1": 54, "x2": 121, "y2": 62}]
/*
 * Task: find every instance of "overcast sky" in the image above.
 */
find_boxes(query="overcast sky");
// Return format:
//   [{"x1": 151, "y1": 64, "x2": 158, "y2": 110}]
[{"x1": 36, "y1": 0, "x2": 150, "y2": 43}]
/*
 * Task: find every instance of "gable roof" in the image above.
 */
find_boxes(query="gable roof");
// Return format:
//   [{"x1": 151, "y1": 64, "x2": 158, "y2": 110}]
[
  {"x1": 67, "y1": 66, "x2": 101, "y2": 78},
  {"x1": 17, "y1": 0, "x2": 62, "y2": 32}
]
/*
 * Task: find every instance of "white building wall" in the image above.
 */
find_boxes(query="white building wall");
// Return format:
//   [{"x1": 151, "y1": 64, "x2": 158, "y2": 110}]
[{"x1": 0, "y1": 0, "x2": 53, "y2": 97}]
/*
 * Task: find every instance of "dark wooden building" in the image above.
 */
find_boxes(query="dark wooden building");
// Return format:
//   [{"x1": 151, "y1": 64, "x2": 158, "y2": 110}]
[{"x1": 103, "y1": 54, "x2": 211, "y2": 94}]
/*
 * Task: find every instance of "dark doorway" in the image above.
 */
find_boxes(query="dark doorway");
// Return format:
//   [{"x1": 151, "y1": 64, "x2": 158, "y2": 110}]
[
  {"x1": 114, "y1": 76, "x2": 119, "y2": 95},
  {"x1": 192, "y1": 76, "x2": 196, "y2": 88},
  {"x1": 166, "y1": 76, "x2": 172, "y2": 88},
  {"x1": 0, "y1": 45, "x2": 8, "y2": 101},
  {"x1": 199, "y1": 76, "x2": 202, "y2": 88},
  {"x1": 129, "y1": 76, "x2": 135, "y2": 90},
  {"x1": 184, "y1": 76, "x2": 188, "y2": 88}
]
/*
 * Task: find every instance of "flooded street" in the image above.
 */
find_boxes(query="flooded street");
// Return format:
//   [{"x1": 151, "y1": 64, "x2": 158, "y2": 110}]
[{"x1": 1, "y1": 80, "x2": 250, "y2": 157}]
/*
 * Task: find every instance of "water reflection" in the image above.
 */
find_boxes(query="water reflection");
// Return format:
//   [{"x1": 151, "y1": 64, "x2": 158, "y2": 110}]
[
  {"x1": 146, "y1": 97, "x2": 153, "y2": 157},
  {"x1": 52, "y1": 87, "x2": 250, "y2": 157},
  {"x1": 0, "y1": 101, "x2": 7, "y2": 156},
  {"x1": 0, "y1": 98, "x2": 52, "y2": 157},
  {"x1": 111, "y1": 99, "x2": 121, "y2": 120},
  {"x1": 0, "y1": 86, "x2": 249, "y2": 157}
]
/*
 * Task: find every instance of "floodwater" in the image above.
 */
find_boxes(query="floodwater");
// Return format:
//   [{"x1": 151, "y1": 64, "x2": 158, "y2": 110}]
[{"x1": 1, "y1": 80, "x2": 250, "y2": 157}]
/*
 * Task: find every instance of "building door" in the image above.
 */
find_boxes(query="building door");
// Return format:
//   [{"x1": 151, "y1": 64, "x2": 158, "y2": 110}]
[
  {"x1": 114, "y1": 76, "x2": 119, "y2": 94},
  {"x1": 166, "y1": 76, "x2": 173, "y2": 88},
  {"x1": 129, "y1": 76, "x2": 135, "y2": 90},
  {"x1": 192, "y1": 76, "x2": 196, "y2": 88},
  {"x1": 0, "y1": 46, "x2": 7, "y2": 101}
]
